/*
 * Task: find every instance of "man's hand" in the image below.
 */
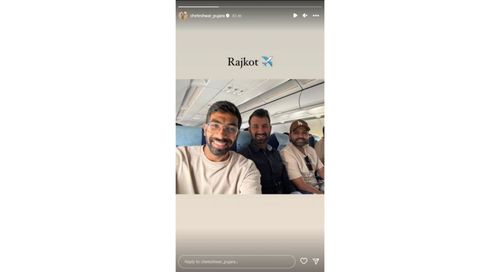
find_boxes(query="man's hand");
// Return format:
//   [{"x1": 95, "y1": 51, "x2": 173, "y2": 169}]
[{"x1": 290, "y1": 177, "x2": 323, "y2": 194}]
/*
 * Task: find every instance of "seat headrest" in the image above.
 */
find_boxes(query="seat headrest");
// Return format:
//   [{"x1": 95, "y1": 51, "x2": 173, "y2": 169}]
[
  {"x1": 236, "y1": 131, "x2": 252, "y2": 152},
  {"x1": 268, "y1": 134, "x2": 279, "y2": 150},
  {"x1": 308, "y1": 135, "x2": 316, "y2": 148},
  {"x1": 176, "y1": 126, "x2": 203, "y2": 146},
  {"x1": 270, "y1": 132, "x2": 290, "y2": 151}
]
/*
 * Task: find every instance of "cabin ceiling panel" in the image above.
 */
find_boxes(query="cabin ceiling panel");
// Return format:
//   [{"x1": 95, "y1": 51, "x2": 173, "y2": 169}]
[
  {"x1": 176, "y1": 80, "x2": 190, "y2": 114},
  {"x1": 177, "y1": 79, "x2": 324, "y2": 127}
]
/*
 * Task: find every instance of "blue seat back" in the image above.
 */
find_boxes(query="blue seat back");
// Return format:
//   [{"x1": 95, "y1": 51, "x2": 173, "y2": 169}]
[
  {"x1": 176, "y1": 126, "x2": 203, "y2": 146},
  {"x1": 268, "y1": 134, "x2": 279, "y2": 150},
  {"x1": 269, "y1": 132, "x2": 290, "y2": 151},
  {"x1": 308, "y1": 135, "x2": 316, "y2": 148},
  {"x1": 235, "y1": 131, "x2": 252, "y2": 152}
]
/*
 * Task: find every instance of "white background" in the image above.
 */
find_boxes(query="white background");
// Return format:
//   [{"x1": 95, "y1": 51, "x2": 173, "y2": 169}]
[{"x1": 1, "y1": 1, "x2": 500, "y2": 272}]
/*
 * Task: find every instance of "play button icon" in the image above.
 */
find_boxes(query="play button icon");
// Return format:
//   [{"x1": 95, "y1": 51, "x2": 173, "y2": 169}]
[{"x1": 293, "y1": 13, "x2": 298, "y2": 18}]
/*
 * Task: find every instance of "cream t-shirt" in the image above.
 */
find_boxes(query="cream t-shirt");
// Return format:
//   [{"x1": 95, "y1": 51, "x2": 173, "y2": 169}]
[
  {"x1": 176, "y1": 146, "x2": 262, "y2": 194},
  {"x1": 280, "y1": 144, "x2": 324, "y2": 187}
]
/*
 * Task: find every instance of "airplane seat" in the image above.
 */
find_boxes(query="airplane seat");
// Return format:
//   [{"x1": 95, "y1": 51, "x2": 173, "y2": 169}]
[
  {"x1": 176, "y1": 126, "x2": 203, "y2": 146},
  {"x1": 236, "y1": 130, "x2": 252, "y2": 152},
  {"x1": 271, "y1": 132, "x2": 290, "y2": 151},
  {"x1": 308, "y1": 136, "x2": 316, "y2": 148},
  {"x1": 268, "y1": 134, "x2": 279, "y2": 150}
]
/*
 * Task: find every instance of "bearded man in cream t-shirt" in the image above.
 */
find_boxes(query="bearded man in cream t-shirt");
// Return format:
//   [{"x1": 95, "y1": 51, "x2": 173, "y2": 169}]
[
  {"x1": 176, "y1": 101, "x2": 261, "y2": 194},
  {"x1": 280, "y1": 119, "x2": 324, "y2": 194}
]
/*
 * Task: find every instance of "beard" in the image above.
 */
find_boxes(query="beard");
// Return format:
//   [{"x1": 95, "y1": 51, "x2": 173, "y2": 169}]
[
  {"x1": 291, "y1": 137, "x2": 307, "y2": 147},
  {"x1": 206, "y1": 136, "x2": 233, "y2": 156},
  {"x1": 253, "y1": 133, "x2": 269, "y2": 145}
]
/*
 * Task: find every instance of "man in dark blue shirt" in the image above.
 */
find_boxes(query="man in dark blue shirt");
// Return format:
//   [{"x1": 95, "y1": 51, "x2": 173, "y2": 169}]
[{"x1": 239, "y1": 109, "x2": 298, "y2": 194}]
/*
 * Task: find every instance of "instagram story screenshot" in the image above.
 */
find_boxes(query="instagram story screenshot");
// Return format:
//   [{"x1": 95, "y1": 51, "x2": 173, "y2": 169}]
[{"x1": 176, "y1": 0, "x2": 324, "y2": 271}]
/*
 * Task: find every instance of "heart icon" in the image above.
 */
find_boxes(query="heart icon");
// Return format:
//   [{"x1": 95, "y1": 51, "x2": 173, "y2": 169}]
[{"x1": 300, "y1": 257, "x2": 308, "y2": 264}]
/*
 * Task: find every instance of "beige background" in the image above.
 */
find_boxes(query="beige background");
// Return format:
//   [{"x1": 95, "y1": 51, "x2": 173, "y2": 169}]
[
  {"x1": 177, "y1": 28, "x2": 324, "y2": 79},
  {"x1": 177, "y1": 195, "x2": 324, "y2": 271}
]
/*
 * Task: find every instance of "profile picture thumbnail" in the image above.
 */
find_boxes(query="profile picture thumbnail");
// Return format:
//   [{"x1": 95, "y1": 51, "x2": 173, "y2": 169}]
[{"x1": 178, "y1": 11, "x2": 188, "y2": 21}]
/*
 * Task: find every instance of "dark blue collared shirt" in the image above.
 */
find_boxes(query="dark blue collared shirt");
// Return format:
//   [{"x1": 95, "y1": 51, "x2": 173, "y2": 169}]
[{"x1": 239, "y1": 141, "x2": 296, "y2": 194}]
